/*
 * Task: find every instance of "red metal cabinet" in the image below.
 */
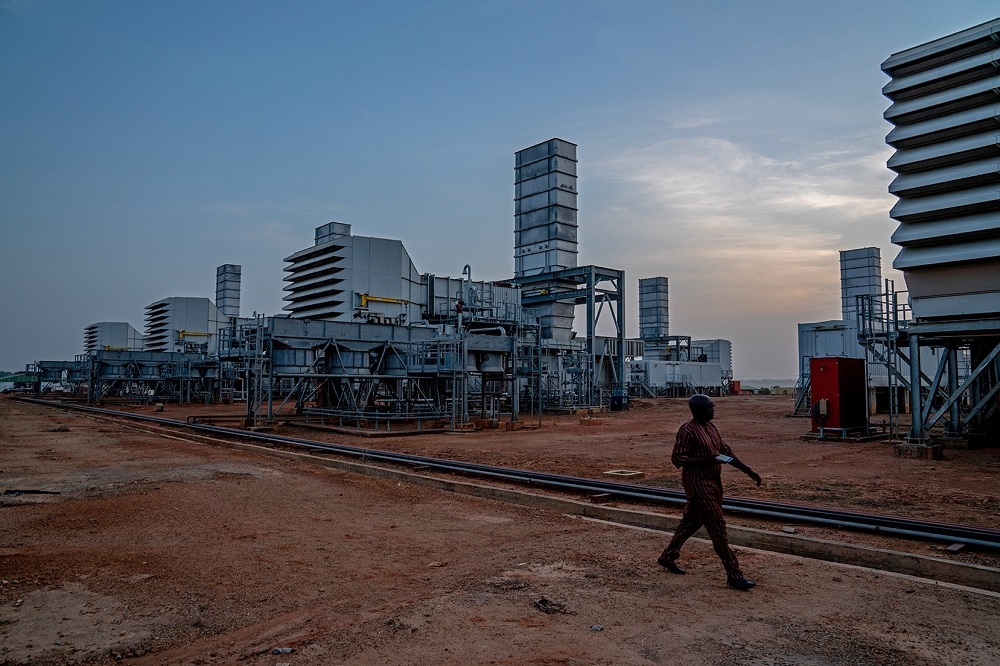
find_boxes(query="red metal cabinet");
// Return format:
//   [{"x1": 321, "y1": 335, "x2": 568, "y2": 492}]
[{"x1": 810, "y1": 357, "x2": 866, "y2": 433}]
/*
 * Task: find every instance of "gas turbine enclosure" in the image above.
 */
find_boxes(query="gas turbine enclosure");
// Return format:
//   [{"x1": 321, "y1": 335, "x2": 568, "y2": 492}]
[{"x1": 882, "y1": 18, "x2": 1000, "y2": 321}]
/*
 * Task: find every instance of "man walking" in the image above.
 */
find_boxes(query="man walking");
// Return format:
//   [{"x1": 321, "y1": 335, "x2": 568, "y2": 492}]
[{"x1": 658, "y1": 394, "x2": 761, "y2": 590}]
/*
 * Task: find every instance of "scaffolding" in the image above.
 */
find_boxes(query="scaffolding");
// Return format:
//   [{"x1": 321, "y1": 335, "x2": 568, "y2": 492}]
[{"x1": 856, "y1": 281, "x2": 908, "y2": 440}]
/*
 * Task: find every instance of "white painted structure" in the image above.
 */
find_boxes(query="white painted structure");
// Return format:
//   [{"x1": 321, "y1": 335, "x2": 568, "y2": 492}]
[
  {"x1": 144, "y1": 297, "x2": 226, "y2": 354},
  {"x1": 83, "y1": 322, "x2": 143, "y2": 353}
]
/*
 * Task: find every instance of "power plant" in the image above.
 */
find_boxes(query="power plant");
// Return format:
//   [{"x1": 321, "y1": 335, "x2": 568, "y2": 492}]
[
  {"x1": 791, "y1": 17, "x2": 1000, "y2": 448},
  {"x1": 23, "y1": 138, "x2": 730, "y2": 429},
  {"x1": 16, "y1": 18, "x2": 1000, "y2": 447}
]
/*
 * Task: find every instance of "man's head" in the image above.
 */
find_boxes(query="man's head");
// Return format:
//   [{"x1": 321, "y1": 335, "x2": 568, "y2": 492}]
[{"x1": 688, "y1": 394, "x2": 714, "y2": 424}]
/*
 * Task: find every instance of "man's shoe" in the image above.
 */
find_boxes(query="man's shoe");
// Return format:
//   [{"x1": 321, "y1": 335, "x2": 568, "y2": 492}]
[
  {"x1": 657, "y1": 555, "x2": 685, "y2": 574},
  {"x1": 727, "y1": 577, "x2": 755, "y2": 591}
]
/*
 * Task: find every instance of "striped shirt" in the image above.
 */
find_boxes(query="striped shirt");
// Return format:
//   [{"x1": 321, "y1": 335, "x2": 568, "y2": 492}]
[{"x1": 671, "y1": 419, "x2": 734, "y2": 499}]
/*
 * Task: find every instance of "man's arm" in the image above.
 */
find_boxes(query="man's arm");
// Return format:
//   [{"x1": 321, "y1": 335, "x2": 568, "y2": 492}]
[
  {"x1": 726, "y1": 455, "x2": 762, "y2": 486},
  {"x1": 717, "y1": 431, "x2": 761, "y2": 485}
]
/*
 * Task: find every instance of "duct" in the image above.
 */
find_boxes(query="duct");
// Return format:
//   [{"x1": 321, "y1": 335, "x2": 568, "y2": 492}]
[
  {"x1": 477, "y1": 352, "x2": 506, "y2": 373},
  {"x1": 272, "y1": 337, "x2": 325, "y2": 350},
  {"x1": 515, "y1": 171, "x2": 577, "y2": 199},
  {"x1": 515, "y1": 139, "x2": 579, "y2": 280},
  {"x1": 216, "y1": 264, "x2": 241, "y2": 319},
  {"x1": 326, "y1": 348, "x2": 371, "y2": 376}
]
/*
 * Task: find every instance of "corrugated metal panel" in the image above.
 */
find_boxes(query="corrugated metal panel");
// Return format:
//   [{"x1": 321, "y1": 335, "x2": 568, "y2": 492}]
[
  {"x1": 883, "y1": 47, "x2": 1000, "y2": 101},
  {"x1": 886, "y1": 105, "x2": 1000, "y2": 149},
  {"x1": 887, "y1": 129, "x2": 1000, "y2": 173},
  {"x1": 882, "y1": 19, "x2": 1000, "y2": 77},
  {"x1": 909, "y1": 291, "x2": 1000, "y2": 318},
  {"x1": 889, "y1": 183, "x2": 1000, "y2": 222},
  {"x1": 888, "y1": 156, "x2": 1000, "y2": 197},
  {"x1": 891, "y1": 211, "x2": 1000, "y2": 246},
  {"x1": 893, "y1": 238, "x2": 1000, "y2": 269},
  {"x1": 903, "y1": 259, "x2": 1000, "y2": 297},
  {"x1": 884, "y1": 75, "x2": 1000, "y2": 125}
]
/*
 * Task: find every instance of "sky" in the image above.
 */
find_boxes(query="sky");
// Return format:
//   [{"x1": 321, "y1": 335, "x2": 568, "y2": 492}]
[{"x1": 1, "y1": 1, "x2": 997, "y2": 379}]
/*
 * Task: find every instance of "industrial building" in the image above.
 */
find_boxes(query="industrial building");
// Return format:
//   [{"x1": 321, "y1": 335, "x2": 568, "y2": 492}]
[
  {"x1": 878, "y1": 17, "x2": 1000, "y2": 445},
  {"x1": 792, "y1": 17, "x2": 1000, "y2": 444},
  {"x1": 22, "y1": 138, "x2": 728, "y2": 427},
  {"x1": 628, "y1": 276, "x2": 729, "y2": 396},
  {"x1": 794, "y1": 248, "x2": 902, "y2": 420},
  {"x1": 26, "y1": 13, "x2": 999, "y2": 447},
  {"x1": 83, "y1": 322, "x2": 143, "y2": 353}
]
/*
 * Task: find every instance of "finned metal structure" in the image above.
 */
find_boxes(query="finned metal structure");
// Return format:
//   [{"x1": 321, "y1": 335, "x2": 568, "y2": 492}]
[
  {"x1": 83, "y1": 322, "x2": 143, "y2": 353},
  {"x1": 840, "y1": 248, "x2": 881, "y2": 321},
  {"x1": 215, "y1": 264, "x2": 242, "y2": 319},
  {"x1": 144, "y1": 297, "x2": 226, "y2": 355},
  {"x1": 282, "y1": 223, "x2": 424, "y2": 325},
  {"x1": 881, "y1": 18, "x2": 1000, "y2": 444},
  {"x1": 638, "y1": 277, "x2": 669, "y2": 341}
]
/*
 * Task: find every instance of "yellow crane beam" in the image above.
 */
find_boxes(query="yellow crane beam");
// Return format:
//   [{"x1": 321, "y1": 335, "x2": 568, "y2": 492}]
[{"x1": 359, "y1": 293, "x2": 409, "y2": 308}]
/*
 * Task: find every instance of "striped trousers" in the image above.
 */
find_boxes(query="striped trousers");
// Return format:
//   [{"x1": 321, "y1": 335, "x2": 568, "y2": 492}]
[{"x1": 660, "y1": 495, "x2": 743, "y2": 579}]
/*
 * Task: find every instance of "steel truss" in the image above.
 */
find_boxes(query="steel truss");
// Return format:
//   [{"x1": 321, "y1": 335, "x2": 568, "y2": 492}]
[
  {"x1": 514, "y1": 265, "x2": 626, "y2": 407},
  {"x1": 858, "y1": 290, "x2": 999, "y2": 443},
  {"x1": 220, "y1": 317, "x2": 522, "y2": 429}
]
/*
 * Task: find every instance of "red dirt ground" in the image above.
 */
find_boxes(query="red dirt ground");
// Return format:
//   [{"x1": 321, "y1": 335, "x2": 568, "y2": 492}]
[{"x1": 3, "y1": 395, "x2": 1000, "y2": 665}]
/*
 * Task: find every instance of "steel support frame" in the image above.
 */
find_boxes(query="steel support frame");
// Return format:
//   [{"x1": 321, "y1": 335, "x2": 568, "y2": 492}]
[
  {"x1": 514, "y1": 265, "x2": 626, "y2": 407},
  {"x1": 905, "y1": 318, "x2": 1000, "y2": 442},
  {"x1": 232, "y1": 318, "x2": 519, "y2": 428}
]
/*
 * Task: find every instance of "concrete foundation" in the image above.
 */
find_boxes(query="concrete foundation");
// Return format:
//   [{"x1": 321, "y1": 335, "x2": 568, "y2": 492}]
[{"x1": 895, "y1": 443, "x2": 944, "y2": 459}]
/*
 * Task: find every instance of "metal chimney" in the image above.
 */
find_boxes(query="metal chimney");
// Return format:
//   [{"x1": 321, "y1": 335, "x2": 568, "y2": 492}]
[
  {"x1": 216, "y1": 264, "x2": 242, "y2": 319},
  {"x1": 839, "y1": 248, "x2": 881, "y2": 320},
  {"x1": 514, "y1": 139, "x2": 578, "y2": 278},
  {"x1": 638, "y1": 277, "x2": 669, "y2": 340}
]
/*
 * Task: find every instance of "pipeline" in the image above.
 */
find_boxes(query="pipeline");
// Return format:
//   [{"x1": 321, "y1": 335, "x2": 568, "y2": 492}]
[{"x1": 15, "y1": 396, "x2": 1000, "y2": 551}]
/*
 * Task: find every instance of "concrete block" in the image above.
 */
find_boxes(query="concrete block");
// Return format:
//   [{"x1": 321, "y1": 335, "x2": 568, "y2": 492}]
[{"x1": 894, "y1": 443, "x2": 944, "y2": 459}]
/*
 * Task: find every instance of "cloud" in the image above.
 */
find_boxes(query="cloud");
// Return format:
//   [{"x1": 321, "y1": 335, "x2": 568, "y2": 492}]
[{"x1": 581, "y1": 134, "x2": 898, "y2": 377}]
